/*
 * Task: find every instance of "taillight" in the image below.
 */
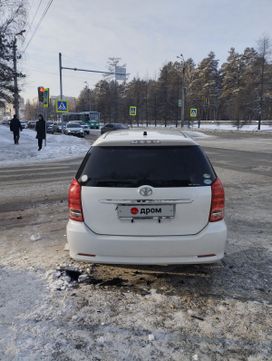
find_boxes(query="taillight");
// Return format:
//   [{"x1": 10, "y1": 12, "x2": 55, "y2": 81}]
[
  {"x1": 68, "y1": 178, "x2": 84, "y2": 222},
  {"x1": 209, "y1": 177, "x2": 225, "y2": 222}
]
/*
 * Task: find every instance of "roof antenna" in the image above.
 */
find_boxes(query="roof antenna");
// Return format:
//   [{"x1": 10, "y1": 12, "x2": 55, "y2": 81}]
[{"x1": 143, "y1": 131, "x2": 147, "y2": 136}]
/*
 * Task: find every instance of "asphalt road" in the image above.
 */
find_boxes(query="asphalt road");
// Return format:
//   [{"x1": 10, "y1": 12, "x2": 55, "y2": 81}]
[
  {"x1": 205, "y1": 146, "x2": 272, "y2": 177},
  {"x1": 0, "y1": 145, "x2": 270, "y2": 192}
]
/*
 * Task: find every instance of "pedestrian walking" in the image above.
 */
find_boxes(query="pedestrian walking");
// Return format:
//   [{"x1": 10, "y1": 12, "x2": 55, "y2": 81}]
[
  {"x1": 10, "y1": 114, "x2": 22, "y2": 144},
  {"x1": 35, "y1": 114, "x2": 46, "y2": 151}
]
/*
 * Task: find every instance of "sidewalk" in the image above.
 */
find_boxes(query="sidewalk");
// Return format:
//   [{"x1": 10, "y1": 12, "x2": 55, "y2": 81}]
[{"x1": 0, "y1": 125, "x2": 90, "y2": 167}]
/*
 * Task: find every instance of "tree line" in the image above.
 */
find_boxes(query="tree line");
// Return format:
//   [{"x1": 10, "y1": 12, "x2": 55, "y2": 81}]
[{"x1": 75, "y1": 40, "x2": 271, "y2": 128}]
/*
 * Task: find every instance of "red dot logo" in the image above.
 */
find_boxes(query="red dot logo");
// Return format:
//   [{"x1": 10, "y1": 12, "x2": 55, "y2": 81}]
[{"x1": 130, "y1": 207, "x2": 139, "y2": 215}]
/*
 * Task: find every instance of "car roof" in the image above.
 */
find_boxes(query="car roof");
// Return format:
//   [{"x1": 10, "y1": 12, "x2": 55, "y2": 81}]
[{"x1": 93, "y1": 128, "x2": 197, "y2": 146}]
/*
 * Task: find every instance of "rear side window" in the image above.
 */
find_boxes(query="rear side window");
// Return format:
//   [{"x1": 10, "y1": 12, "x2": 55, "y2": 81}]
[{"x1": 77, "y1": 146, "x2": 216, "y2": 187}]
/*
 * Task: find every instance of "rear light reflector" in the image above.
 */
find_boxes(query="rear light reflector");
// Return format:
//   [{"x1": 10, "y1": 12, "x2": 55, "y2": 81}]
[
  {"x1": 209, "y1": 177, "x2": 225, "y2": 222},
  {"x1": 68, "y1": 178, "x2": 84, "y2": 222}
]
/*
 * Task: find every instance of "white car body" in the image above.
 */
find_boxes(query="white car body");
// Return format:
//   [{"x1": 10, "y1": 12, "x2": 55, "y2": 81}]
[
  {"x1": 67, "y1": 128, "x2": 227, "y2": 265},
  {"x1": 64, "y1": 122, "x2": 84, "y2": 137}
]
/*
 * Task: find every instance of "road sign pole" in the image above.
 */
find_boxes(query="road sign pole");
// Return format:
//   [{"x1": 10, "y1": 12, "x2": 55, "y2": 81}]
[
  {"x1": 59, "y1": 52, "x2": 63, "y2": 100},
  {"x1": 181, "y1": 82, "x2": 185, "y2": 128},
  {"x1": 189, "y1": 108, "x2": 198, "y2": 128},
  {"x1": 44, "y1": 107, "x2": 47, "y2": 147}
]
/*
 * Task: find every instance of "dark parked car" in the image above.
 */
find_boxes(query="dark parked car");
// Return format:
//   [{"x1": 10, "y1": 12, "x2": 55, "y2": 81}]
[
  {"x1": 46, "y1": 122, "x2": 59, "y2": 134},
  {"x1": 100, "y1": 123, "x2": 129, "y2": 135},
  {"x1": 20, "y1": 120, "x2": 28, "y2": 129}
]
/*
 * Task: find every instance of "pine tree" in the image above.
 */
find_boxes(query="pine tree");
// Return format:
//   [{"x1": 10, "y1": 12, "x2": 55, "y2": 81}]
[
  {"x1": 190, "y1": 52, "x2": 220, "y2": 122},
  {"x1": 256, "y1": 36, "x2": 272, "y2": 128},
  {"x1": 220, "y1": 48, "x2": 244, "y2": 126},
  {"x1": 77, "y1": 85, "x2": 95, "y2": 112}
]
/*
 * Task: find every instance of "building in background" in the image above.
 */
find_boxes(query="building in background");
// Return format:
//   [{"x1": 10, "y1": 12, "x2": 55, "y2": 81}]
[{"x1": 0, "y1": 96, "x2": 25, "y2": 121}]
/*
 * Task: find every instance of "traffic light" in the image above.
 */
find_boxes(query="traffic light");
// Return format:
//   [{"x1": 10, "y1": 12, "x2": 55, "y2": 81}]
[
  {"x1": 38, "y1": 86, "x2": 45, "y2": 102},
  {"x1": 43, "y1": 88, "x2": 49, "y2": 108}
]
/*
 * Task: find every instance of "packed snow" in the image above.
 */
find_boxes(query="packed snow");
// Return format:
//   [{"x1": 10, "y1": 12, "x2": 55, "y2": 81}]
[{"x1": 0, "y1": 125, "x2": 90, "y2": 167}]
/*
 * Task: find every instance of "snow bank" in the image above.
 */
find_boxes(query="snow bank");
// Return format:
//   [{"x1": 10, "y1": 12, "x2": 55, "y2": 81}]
[
  {"x1": 183, "y1": 130, "x2": 210, "y2": 138},
  {"x1": 193, "y1": 123, "x2": 272, "y2": 132},
  {"x1": 0, "y1": 125, "x2": 90, "y2": 166}
]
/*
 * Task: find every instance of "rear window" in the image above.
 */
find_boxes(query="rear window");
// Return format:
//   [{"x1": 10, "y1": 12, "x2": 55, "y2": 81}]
[
  {"x1": 67, "y1": 123, "x2": 80, "y2": 128},
  {"x1": 77, "y1": 146, "x2": 216, "y2": 187}
]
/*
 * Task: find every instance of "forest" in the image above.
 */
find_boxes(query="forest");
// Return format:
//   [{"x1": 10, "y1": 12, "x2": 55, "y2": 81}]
[{"x1": 67, "y1": 41, "x2": 272, "y2": 127}]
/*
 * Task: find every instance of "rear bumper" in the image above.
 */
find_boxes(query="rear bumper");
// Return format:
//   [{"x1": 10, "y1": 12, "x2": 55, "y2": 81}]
[{"x1": 67, "y1": 220, "x2": 227, "y2": 265}]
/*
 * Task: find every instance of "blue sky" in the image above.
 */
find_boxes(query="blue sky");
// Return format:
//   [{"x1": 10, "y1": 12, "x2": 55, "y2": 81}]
[{"x1": 21, "y1": 0, "x2": 272, "y2": 101}]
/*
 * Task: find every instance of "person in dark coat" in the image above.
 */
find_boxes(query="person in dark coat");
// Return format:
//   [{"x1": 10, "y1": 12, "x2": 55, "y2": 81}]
[
  {"x1": 35, "y1": 114, "x2": 46, "y2": 151},
  {"x1": 10, "y1": 114, "x2": 22, "y2": 144}
]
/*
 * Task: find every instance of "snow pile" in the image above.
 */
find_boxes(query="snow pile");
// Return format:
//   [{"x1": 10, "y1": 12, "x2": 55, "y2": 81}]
[{"x1": 0, "y1": 125, "x2": 90, "y2": 166}]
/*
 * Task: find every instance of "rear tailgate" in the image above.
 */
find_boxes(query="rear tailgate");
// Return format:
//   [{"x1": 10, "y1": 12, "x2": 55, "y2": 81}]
[{"x1": 82, "y1": 186, "x2": 211, "y2": 236}]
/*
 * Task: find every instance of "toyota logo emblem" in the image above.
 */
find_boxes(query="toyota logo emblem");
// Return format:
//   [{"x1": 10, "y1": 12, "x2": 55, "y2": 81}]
[{"x1": 139, "y1": 186, "x2": 153, "y2": 197}]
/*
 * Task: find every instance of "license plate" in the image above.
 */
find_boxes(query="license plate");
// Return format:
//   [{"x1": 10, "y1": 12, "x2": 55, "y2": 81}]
[{"x1": 117, "y1": 204, "x2": 175, "y2": 219}]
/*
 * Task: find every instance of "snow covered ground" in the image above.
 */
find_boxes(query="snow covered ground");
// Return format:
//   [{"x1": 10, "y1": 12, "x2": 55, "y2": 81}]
[
  {"x1": 129, "y1": 122, "x2": 272, "y2": 132},
  {"x1": 191, "y1": 122, "x2": 272, "y2": 132},
  {"x1": 0, "y1": 125, "x2": 90, "y2": 167}
]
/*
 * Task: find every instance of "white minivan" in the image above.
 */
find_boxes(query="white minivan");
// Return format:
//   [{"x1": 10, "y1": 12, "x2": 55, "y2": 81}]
[{"x1": 67, "y1": 129, "x2": 227, "y2": 265}]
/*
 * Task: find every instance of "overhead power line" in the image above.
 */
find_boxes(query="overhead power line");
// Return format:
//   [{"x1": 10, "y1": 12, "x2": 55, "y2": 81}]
[
  {"x1": 22, "y1": 0, "x2": 54, "y2": 54},
  {"x1": 29, "y1": 0, "x2": 44, "y2": 30}
]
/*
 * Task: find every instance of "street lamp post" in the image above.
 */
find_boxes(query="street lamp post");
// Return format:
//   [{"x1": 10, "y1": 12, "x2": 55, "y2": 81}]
[
  {"x1": 177, "y1": 54, "x2": 185, "y2": 127},
  {"x1": 13, "y1": 30, "x2": 25, "y2": 116}
]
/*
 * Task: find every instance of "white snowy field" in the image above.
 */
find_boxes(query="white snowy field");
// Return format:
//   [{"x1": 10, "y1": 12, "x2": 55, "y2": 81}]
[
  {"x1": 129, "y1": 122, "x2": 272, "y2": 132},
  {"x1": 0, "y1": 125, "x2": 90, "y2": 167},
  {"x1": 191, "y1": 122, "x2": 272, "y2": 132}
]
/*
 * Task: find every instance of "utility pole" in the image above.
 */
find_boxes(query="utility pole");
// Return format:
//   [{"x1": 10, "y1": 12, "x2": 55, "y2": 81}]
[
  {"x1": 13, "y1": 37, "x2": 19, "y2": 116},
  {"x1": 181, "y1": 68, "x2": 185, "y2": 127},
  {"x1": 59, "y1": 52, "x2": 63, "y2": 99},
  {"x1": 13, "y1": 30, "x2": 25, "y2": 117},
  {"x1": 58, "y1": 52, "x2": 127, "y2": 99},
  {"x1": 177, "y1": 54, "x2": 186, "y2": 127}
]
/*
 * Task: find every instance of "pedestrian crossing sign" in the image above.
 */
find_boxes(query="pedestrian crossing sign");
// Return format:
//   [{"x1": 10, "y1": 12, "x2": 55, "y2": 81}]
[
  {"x1": 129, "y1": 106, "x2": 137, "y2": 116},
  {"x1": 190, "y1": 107, "x2": 197, "y2": 118},
  {"x1": 56, "y1": 100, "x2": 68, "y2": 113}
]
